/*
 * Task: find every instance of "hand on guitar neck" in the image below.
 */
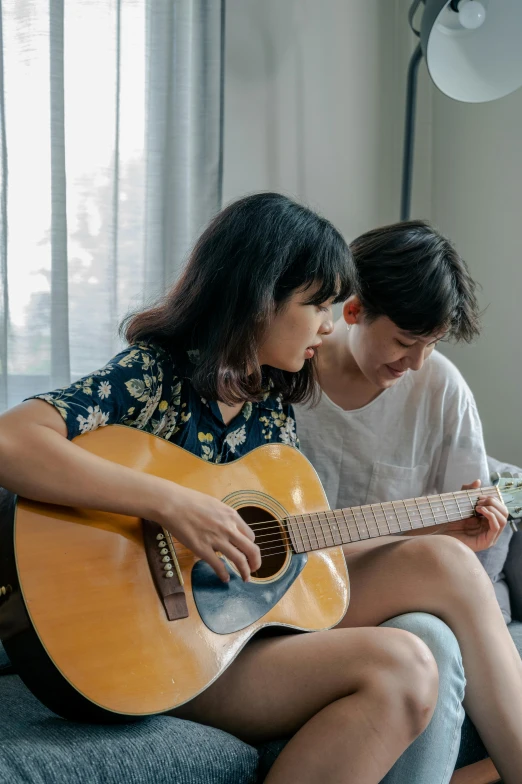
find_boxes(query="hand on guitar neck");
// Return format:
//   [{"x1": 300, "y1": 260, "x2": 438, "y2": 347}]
[{"x1": 401, "y1": 480, "x2": 508, "y2": 553}]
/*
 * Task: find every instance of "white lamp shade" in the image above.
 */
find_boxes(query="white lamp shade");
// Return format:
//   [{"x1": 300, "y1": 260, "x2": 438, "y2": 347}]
[{"x1": 421, "y1": 0, "x2": 522, "y2": 102}]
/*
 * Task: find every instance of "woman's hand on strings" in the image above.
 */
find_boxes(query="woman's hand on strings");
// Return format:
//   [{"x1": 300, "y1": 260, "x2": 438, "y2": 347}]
[
  {"x1": 159, "y1": 485, "x2": 261, "y2": 582},
  {"x1": 440, "y1": 480, "x2": 508, "y2": 552}
]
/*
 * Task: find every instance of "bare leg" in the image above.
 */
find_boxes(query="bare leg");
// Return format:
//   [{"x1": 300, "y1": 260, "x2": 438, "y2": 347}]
[
  {"x1": 339, "y1": 534, "x2": 522, "y2": 784},
  {"x1": 174, "y1": 626, "x2": 439, "y2": 784}
]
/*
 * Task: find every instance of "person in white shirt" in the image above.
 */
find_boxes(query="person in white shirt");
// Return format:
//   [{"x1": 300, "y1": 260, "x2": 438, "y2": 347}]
[
  {"x1": 295, "y1": 219, "x2": 520, "y2": 781},
  {"x1": 295, "y1": 219, "x2": 500, "y2": 559}
]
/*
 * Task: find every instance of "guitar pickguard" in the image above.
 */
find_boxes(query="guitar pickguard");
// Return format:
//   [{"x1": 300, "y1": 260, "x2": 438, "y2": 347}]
[{"x1": 191, "y1": 553, "x2": 308, "y2": 634}]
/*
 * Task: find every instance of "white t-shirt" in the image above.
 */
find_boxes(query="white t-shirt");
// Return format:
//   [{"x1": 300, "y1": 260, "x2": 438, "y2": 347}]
[{"x1": 294, "y1": 351, "x2": 489, "y2": 512}]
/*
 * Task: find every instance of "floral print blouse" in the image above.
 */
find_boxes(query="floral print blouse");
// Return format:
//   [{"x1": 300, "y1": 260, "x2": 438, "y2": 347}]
[{"x1": 30, "y1": 343, "x2": 299, "y2": 464}]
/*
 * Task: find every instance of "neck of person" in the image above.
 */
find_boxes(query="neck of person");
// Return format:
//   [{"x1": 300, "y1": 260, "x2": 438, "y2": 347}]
[
  {"x1": 316, "y1": 319, "x2": 384, "y2": 411},
  {"x1": 217, "y1": 400, "x2": 245, "y2": 427}
]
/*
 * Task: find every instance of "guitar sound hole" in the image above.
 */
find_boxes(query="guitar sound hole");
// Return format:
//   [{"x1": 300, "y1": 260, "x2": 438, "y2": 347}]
[{"x1": 237, "y1": 506, "x2": 287, "y2": 579}]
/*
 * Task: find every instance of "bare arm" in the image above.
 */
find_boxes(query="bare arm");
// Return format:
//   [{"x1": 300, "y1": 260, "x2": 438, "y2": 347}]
[
  {"x1": 0, "y1": 400, "x2": 261, "y2": 581},
  {"x1": 0, "y1": 400, "x2": 171, "y2": 515}
]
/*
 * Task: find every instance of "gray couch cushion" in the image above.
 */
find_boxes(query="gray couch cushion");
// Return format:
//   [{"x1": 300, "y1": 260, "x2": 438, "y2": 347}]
[{"x1": 0, "y1": 673, "x2": 257, "y2": 784}]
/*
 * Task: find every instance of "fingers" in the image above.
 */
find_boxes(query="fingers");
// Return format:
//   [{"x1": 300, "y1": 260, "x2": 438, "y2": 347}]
[
  {"x1": 218, "y1": 541, "x2": 253, "y2": 583},
  {"x1": 203, "y1": 549, "x2": 232, "y2": 583},
  {"x1": 476, "y1": 495, "x2": 508, "y2": 520},
  {"x1": 475, "y1": 495, "x2": 508, "y2": 546},
  {"x1": 166, "y1": 487, "x2": 263, "y2": 583},
  {"x1": 206, "y1": 508, "x2": 261, "y2": 582},
  {"x1": 461, "y1": 479, "x2": 482, "y2": 491},
  {"x1": 237, "y1": 518, "x2": 256, "y2": 542},
  {"x1": 201, "y1": 536, "x2": 261, "y2": 584},
  {"x1": 229, "y1": 528, "x2": 262, "y2": 571},
  {"x1": 476, "y1": 504, "x2": 500, "y2": 543}
]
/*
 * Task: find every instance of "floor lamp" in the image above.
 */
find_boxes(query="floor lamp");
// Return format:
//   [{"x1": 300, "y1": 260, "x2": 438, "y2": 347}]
[{"x1": 401, "y1": 0, "x2": 522, "y2": 221}]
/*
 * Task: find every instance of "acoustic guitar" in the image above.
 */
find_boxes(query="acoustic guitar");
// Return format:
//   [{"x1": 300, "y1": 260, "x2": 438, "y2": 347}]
[{"x1": 0, "y1": 424, "x2": 520, "y2": 723}]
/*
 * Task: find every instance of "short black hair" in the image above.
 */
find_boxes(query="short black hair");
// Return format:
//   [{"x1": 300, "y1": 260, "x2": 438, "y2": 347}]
[
  {"x1": 122, "y1": 193, "x2": 354, "y2": 404},
  {"x1": 348, "y1": 220, "x2": 480, "y2": 341}
]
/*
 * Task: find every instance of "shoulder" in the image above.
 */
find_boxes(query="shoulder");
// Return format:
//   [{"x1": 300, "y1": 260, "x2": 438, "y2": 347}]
[
  {"x1": 410, "y1": 351, "x2": 482, "y2": 435},
  {"x1": 109, "y1": 342, "x2": 171, "y2": 373},
  {"x1": 415, "y1": 350, "x2": 472, "y2": 399}
]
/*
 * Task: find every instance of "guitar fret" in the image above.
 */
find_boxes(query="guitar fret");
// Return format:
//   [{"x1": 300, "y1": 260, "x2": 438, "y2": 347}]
[
  {"x1": 287, "y1": 487, "x2": 499, "y2": 555},
  {"x1": 361, "y1": 506, "x2": 373, "y2": 537},
  {"x1": 289, "y1": 517, "x2": 303, "y2": 553},
  {"x1": 403, "y1": 501, "x2": 414, "y2": 532},
  {"x1": 314, "y1": 514, "x2": 323, "y2": 548},
  {"x1": 440, "y1": 495, "x2": 451, "y2": 523},
  {"x1": 313, "y1": 513, "x2": 324, "y2": 550},
  {"x1": 390, "y1": 501, "x2": 401, "y2": 532},
  {"x1": 350, "y1": 508, "x2": 362, "y2": 540},
  {"x1": 367, "y1": 504, "x2": 380, "y2": 536},
  {"x1": 300, "y1": 514, "x2": 312, "y2": 552},
  {"x1": 339, "y1": 511, "x2": 349, "y2": 544},
  {"x1": 309, "y1": 513, "x2": 320, "y2": 551},
  {"x1": 453, "y1": 492, "x2": 462, "y2": 520},
  {"x1": 357, "y1": 507, "x2": 370, "y2": 539},
  {"x1": 321, "y1": 512, "x2": 333, "y2": 548},
  {"x1": 390, "y1": 501, "x2": 409, "y2": 533},
  {"x1": 329, "y1": 512, "x2": 340, "y2": 546},
  {"x1": 383, "y1": 504, "x2": 391, "y2": 534},
  {"x1": 384, "y1": 501, "x2": 398, "y2": 532},
  {"x1": 425, "y1": 496, "x2": 436, "y2": 527},
  {"x1": 378, "y1": 502, "x2": 391, "y2": 534},
  {"x1": 341, "y1": 508, "x2": 356, "y2": 543}
]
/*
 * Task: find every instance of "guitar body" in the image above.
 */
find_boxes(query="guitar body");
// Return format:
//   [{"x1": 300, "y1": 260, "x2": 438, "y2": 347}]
[{"x1": 0, "y1": 425, "x2": 349, "y2": 722}]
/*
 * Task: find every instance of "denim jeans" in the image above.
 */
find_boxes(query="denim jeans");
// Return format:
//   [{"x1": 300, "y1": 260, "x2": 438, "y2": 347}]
[{"x1": 380, "y1": 612, "x2": 466, "y2": 784}]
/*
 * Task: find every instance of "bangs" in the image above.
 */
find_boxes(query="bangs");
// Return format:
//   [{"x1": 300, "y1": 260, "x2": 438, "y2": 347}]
[
  {"x1": 350, "y1": 219, "x2": 480, "y2": 344},
  {"x1": 387, "y1": 262, "x2": 460, "y2": 338},
  {"x1": 301, "y1": 274, "x2": 352, "y2": 307},
  {"x1": 279, "y1": 233, "x2": 354, "y2": 308}
]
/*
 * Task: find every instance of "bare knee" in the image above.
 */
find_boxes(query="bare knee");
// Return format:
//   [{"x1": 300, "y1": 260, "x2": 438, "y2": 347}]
[
  {"x1": 406, "y1": 534, "x2": 495, "y2": 603},
  {"x1": 364, "y1": 629, "x2": 439, "y2": 741}
]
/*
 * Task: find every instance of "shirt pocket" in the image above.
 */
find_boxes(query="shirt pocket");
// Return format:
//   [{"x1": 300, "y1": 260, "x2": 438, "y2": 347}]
[{"x1": 366, "y1": 461, "x2": 431, "y2": 505}]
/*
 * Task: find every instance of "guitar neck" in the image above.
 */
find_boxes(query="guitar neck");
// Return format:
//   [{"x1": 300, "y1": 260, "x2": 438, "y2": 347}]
[{"x1": 287, "y1": 486, "x2": 500, "y2": 554}]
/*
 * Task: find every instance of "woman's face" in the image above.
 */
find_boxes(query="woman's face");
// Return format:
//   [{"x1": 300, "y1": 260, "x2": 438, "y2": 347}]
[
  {"x1": 258, "y1": 286, "x2": 335, "y2": 372},
  {"x1": 345, "y1": 299, "x2": 445, "y2": 390}
]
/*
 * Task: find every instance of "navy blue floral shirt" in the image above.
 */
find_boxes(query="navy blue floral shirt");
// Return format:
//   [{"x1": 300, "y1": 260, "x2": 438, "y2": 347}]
[{"x1": 30, "y1": 343, "x2": 299, "y2": 463}]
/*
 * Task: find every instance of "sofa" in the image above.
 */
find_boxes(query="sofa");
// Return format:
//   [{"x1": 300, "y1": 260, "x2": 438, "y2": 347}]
[{"x1": 1, "y1": 620, "x2": 520, "y2": 783}]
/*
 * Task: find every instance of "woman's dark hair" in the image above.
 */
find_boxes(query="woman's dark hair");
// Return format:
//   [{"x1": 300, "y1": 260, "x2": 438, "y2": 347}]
[
  {"x1": 348, "y1": 220, "x2": 480, "y2": 342},
  {"x1": 122, "y1": 193, "x2": 353, "y2": 404}
]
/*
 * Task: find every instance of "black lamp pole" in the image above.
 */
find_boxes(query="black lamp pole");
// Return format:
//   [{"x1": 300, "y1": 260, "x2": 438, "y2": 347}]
[{"x1": 400, "y1": 43, "x2": 423, "y2": 221}]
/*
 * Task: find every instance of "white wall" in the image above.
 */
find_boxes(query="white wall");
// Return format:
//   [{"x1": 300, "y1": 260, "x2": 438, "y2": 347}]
[
  {"x1": 223, "y1": 0, "x2": 412, "y2": 238},
  {"x1": 416, "y1": 61, "x2": 522, "y2": 465}
]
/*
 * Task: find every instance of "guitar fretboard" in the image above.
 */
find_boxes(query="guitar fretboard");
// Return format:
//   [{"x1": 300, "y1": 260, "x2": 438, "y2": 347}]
[{"x1": 286, "y1": 487, "x2": 500, "y2": 554}]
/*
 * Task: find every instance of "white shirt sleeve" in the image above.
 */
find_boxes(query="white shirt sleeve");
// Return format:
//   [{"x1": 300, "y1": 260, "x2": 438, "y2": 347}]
[{"x1": 432, "y1": 369, "x2": 490, "y2": 494}]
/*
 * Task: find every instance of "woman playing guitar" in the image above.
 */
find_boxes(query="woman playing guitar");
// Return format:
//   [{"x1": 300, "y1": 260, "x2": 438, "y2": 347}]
[{"x1": 0, "y1": 194, "x2": 519, "y2": 784}]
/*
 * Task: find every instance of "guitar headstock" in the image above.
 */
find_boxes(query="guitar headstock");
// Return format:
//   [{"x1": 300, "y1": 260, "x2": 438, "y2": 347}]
[{"x1": 492, "y1": 473, "x2": 522, "y2": 522}]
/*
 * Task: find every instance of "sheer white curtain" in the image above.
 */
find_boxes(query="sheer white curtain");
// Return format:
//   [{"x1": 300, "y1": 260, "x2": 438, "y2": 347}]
[{"x1": 0, "y1": 0, "x2": 224, "y2": 410}]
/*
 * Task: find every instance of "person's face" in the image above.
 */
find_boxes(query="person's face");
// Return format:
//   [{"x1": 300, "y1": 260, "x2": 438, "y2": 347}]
[
  {"x1": 258, "y1": 285, "x2": 335, "y2": 372},
  {"x1": 345, "y1": 297, "x2": 446, "y2": 390}
]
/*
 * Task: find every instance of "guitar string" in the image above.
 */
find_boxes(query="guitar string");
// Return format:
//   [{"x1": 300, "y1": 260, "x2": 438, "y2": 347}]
[
  {"x1": 169, "y1": 489, "x2": 498, "y2": 556},
  {"x1": 228, "y1": 488, "x2": 498, "y2": 542},
  {"x1": 169, "y1": 498, "x2": 488, "y2": 558},
  {"x1": 168, "y1": 490, "x2": 497, "y2": 560},
  {"x1": 248, "y1": 498, "x2": 486, "y2": 541}
]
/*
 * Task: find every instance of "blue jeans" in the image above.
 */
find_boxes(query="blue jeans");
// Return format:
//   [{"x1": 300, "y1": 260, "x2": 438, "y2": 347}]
[{"x1": 380, "y1": 612, "x2": 466, "y2": 784}]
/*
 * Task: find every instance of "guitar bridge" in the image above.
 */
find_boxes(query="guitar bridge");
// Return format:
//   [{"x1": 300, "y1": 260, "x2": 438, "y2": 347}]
[{"x1": 142, "y1": 520, "x2": 189, "y2": 621}]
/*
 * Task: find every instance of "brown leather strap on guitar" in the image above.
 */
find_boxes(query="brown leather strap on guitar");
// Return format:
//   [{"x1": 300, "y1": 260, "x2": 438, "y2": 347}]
[{"x1": 142, "y1": 520, "x2": 189, "y2": 621}]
